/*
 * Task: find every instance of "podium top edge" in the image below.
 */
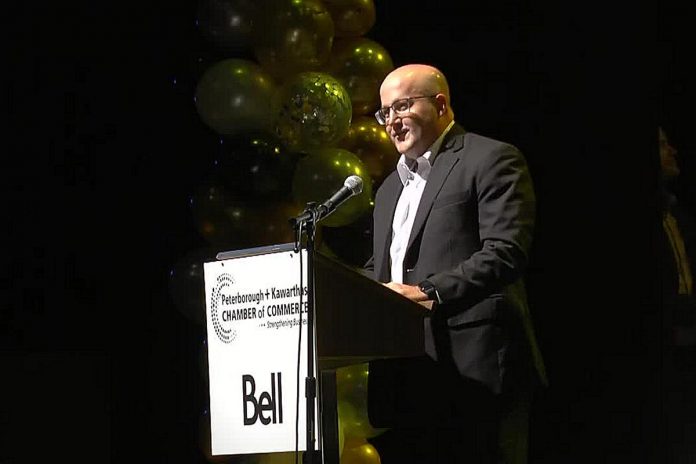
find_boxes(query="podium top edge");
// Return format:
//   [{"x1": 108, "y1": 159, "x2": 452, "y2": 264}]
[{"x1": 215, "y1": 243, "x2": 296, "y2": 261}]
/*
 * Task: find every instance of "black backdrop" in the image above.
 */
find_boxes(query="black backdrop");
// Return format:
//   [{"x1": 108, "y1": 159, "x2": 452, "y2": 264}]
[{"x1": 4, "y1": 0, "x2": 695, "y2": 462}]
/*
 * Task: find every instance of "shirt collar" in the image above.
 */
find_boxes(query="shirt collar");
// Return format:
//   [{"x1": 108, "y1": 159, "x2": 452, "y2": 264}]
[{"x1": 396, "y1": 120, "x2": 455, "y2": 186}]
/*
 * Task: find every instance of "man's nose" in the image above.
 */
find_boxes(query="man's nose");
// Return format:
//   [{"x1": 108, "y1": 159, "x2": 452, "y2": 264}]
[{"x1": 386, "y1": 110, "x2": 402, "y2": 126}]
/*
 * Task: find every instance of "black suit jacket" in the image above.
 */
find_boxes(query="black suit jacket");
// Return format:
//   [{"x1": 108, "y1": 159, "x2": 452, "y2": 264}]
[{"x1": 365, "y1": 124, "x2": 546, "y2": 396}]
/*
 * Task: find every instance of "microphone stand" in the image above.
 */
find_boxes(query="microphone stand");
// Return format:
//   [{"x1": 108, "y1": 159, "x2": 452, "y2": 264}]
[
  {"x1": 292, "y1": 202, "x2": 321, "y2": 464},
  {"x1": 289, "y1": 177, "x2": 362, "y2": 464}
]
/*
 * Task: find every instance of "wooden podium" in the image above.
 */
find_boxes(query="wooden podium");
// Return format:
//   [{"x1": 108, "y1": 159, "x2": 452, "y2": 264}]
[
  {"x1": 313, "y1": 251, "x2": 426, "y2": 368},
  {"x1": 312, "y1": 252, "x2": 426, "y2": 464},
  {"x1": 206, "y1": 244, "x2": 426, "y2": 462}
]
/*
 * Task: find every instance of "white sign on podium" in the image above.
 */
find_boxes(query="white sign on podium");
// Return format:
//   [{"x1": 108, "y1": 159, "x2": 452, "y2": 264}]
[{"x1": 204, "y1": 245, "x2": 319, "y2": 456}]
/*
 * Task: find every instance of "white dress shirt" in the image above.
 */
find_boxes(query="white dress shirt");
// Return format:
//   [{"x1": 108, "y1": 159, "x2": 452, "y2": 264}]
[{"x1": 390, "y1": 121, "x2": 455, "y2": 283}]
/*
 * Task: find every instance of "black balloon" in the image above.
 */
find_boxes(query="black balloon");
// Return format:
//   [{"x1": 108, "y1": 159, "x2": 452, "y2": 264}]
[
  {"x1": 198, "y1": 409, "x2": 247, "y2": 463},
  {"x1": 168, "y1": 248, "x2": 219, "y2": 325},
  {"x1": 197, "y1": 0, "x2": 258, "y2": 54},
  {"x1": 320, "y1": 207, "x2": 373, "y2": 268},
  {"x1": 323, "y1": 0, "x2": 376, "y2": 38},
  {"x1": 212, "y1": 133, "x2": 300, "y2": 201},
  {"x1": 190, "y1": 179, "x2": 300, "y2": 248}
]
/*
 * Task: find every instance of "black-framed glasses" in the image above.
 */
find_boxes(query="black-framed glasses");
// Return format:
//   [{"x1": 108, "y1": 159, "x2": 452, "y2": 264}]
[{"x1": 374, "y1": 95, "x2": 438, "y2": 125}]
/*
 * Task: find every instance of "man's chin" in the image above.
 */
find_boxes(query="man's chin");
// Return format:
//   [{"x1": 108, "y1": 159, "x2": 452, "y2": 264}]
[{"x1": 395, "y1": 141, "x2": 413, "y2": 156}]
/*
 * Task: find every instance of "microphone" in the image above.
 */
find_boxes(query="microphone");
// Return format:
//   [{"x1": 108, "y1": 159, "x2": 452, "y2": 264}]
[
  {"x1": 290, "y1": 175, "x2": 364, "y2": 227},
  {"x1": 320, "y1": 175, "x2": 363, "y2": 216}
]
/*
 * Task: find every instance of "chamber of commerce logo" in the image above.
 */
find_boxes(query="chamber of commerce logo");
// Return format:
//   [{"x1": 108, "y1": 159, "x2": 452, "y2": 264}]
[{"x1": 210, "y1": 273, "x2": 237, "y2": 344}]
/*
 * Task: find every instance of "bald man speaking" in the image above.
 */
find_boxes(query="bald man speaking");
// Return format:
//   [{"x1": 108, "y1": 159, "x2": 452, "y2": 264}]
[{"x1": 364, "y1": 64, "x2": 546, "y2": 464}]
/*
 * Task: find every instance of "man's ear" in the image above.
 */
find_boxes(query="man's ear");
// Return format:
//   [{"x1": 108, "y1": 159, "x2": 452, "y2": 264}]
[{"x1": 435, "y1": 94, "x2": 448, "y2": 116}]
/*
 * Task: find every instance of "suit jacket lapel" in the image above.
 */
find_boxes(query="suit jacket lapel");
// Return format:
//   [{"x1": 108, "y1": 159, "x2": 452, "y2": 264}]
[
  {"x1": 374, "y1": 173, "x2": 403, "y2": 281},
  {"x1": 406, "y1": 128, "x2": 465, "y2": 252}
]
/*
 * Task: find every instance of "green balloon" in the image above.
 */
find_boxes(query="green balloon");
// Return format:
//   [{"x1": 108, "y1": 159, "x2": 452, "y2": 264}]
[
  {"x1": 292, "y1": 148, "x2": 372, "y2": 227},
  {"x1": 275, "y1": 72, "x2": 352, "y2": 151},
  {"x1": 195, "y1": 59, "x2": 276, "y2": 136}
]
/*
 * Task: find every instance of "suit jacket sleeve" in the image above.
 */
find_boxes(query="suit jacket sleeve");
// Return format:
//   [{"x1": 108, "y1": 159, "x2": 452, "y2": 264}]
[{"x1": 427, "y1": 144, "x2": 536, "y2": 309}]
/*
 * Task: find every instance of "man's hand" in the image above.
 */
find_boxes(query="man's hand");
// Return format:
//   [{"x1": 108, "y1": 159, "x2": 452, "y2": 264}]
[{"x1": 383, "y1": 282, "x2": 429, "y2": 303}]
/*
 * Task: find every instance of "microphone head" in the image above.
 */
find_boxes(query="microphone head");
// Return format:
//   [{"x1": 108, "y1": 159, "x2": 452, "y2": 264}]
[{"x1": 344, "y1": 175, "x2": 363, "y2": 195}]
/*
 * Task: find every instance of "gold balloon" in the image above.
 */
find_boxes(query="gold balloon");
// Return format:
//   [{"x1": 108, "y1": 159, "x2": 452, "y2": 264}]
[
  {"x1": 275, "y1": 72, "x2": 353, "y2": 151},
  {"x1": 338, "y1": 117, "x2": 399, "y2": 189},
  {"x1": 323, "y1": 0, "x2": 376, "y2": 38},
  {"x1": 327, "y1": 38, "x2": 394, "y2": 115},
  {"x1": 254, "y1": 0, "x2": 334, "y2": 80},
  {"x1": 340, "y1": 439, "x2": 381, "y2": 464},
  {"x1": 291, "y1": 148, "x2": 373, "y2": 228},
  {"x1": 195, "y1": 59, "x2": 276, "y2": 136}
]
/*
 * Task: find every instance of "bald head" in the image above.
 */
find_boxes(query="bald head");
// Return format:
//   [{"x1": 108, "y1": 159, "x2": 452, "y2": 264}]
[
  {"x1": 381, "y1": 64, "x2": 451, "y2": 103},
  {"x1": 379, "y1": 64, "x2": 454, "y2": 158}
]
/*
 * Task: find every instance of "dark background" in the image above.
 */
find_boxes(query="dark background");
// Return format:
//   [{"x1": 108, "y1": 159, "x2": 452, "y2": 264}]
[{"x1": 4, "y1": 0, "x2": 694, "y2": 462}]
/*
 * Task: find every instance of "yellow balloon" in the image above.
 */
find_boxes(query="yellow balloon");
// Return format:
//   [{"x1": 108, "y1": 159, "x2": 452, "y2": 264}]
[
  {"x1": 338, "y1": 413, "x2": 346, "y2": 456},
  {"x1": 195, "y1": 59, "x2": 275, "y2": 135},
  {"x1": 323, "y1": 0, "x2": 376, "y2": 38},
  {"x1": 338, "y1": 399, "x2": 386, "y2": 440},
  {"x1": 338, "y1": 117, "x2": 399, "y2": 189},
  {"x1": 291, "y1": 148, "x2": 373, "y2": 227},
  {"x1": 195, "y1": 59, "x2": 276, "y2": 136},
  {"x1": 336, "y1": 364, "x2": 388, "y2": 441},
  {"x1": 327, "y1": 38, "x2": 394, "y2": 115},
  {"x1": 340, "y1": 440, "x2": 381, "y2": 464},
  {"x1": 336, "y1": 363, "x2": 369, "y2": 402}
]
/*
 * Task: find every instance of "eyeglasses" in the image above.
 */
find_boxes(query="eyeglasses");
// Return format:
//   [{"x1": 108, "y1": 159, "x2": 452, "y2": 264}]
[{"x1": 374, "y1": 95, "x2": 438, "y2": 125}]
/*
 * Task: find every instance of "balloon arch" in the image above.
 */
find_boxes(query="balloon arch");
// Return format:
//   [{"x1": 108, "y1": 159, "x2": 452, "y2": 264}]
[{"x1": 174, "y1": 1, "x2": 399, "y2": 462}]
